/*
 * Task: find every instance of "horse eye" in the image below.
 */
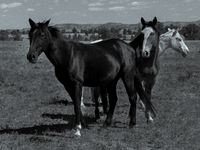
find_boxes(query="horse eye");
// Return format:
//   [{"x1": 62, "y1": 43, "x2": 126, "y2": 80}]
[
  {"x1": 150, "y1": 32, "x2": 155, "y2": 36},
  {"x1": 41, "y1": 33, "x2": 45, "y2": 38},
  {"x1": 176, "y1": 38, "x2": 181, "y2": 42}
]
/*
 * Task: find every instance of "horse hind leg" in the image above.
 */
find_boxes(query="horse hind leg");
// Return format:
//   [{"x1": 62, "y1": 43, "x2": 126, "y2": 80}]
[{"x1": 103, "y1": 80, "x2": 118, "y2": 127}]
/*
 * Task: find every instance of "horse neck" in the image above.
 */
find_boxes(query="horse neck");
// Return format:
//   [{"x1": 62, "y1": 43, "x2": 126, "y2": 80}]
[
  {"x1": 158, "y1": 36, "x2": 172, "y2": 57},
  {"x1": 44, "y1": 36, "x2": 70, "y2": 67},
  {"x1": 130, "y1": 34, "x2": 143, "y2": 50}
]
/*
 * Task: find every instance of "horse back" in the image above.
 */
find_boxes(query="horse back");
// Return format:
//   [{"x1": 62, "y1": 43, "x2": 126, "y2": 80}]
[{"x1": 62, "y1": 39, "x2": 136, "y2": 86}]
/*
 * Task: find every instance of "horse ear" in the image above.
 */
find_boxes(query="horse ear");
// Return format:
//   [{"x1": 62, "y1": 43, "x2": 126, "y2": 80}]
[
  {"x1": 153, "y1": 17, "x2": 157, "y2": 25},
  {"x1": 141, "y1": 17, "x2": 145, "y2": 26},
  {"x1": 44, "y1": 19, "x2": 51, "y2": 27},
  {"x1": 172, "y1": 29, "x2": 178, "y2": 37},
  {"x1": 29, "y1": 18, "x2": 36, "y2": 28}
]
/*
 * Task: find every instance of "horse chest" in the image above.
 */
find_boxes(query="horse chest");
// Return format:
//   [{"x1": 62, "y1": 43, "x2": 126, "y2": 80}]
[{"x1": 138, "y1": 66, "x2": 158, "y2": 81}]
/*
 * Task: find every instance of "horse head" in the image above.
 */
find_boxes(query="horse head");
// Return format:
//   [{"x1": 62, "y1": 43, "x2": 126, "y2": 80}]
[
  {"x1": 140, "y1": 17, "x2": 159, "y2": 58},
  {"x1": 167, "y1": 28, "x2": 189, "y2": 57},
  {"x1": 27, "y1": 18, "x2": 52, "y2": 63}
]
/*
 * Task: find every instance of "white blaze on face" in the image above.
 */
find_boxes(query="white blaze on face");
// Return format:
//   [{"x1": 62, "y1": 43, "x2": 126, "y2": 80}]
[{"x1": 141, "y1": 27, "x2": 155, "y2": 57}]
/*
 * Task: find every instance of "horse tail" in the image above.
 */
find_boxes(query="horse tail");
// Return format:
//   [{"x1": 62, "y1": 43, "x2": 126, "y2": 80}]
[{"x1": 134, "y1": 74, "x2": 157, "y2": 117}]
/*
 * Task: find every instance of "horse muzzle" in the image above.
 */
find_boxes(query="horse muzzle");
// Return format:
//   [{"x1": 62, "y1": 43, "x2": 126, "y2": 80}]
[
  {"x1": 27, "y1": 52, "x2": 37, "y2": 64},
  {"x1": 27, "y1": 47, "x2": 42, "y2": 63}
]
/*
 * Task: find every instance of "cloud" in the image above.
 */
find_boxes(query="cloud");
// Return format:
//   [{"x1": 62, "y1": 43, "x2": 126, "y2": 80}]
[
  {"x1": 27, "y1": 8, "x2": 34, "y2": 11},
  {"x1": 109, "y1": 6, "x2": 126, "y2": 11},
  {"x1": 0, "y1": 2, "x2": 22, "y2": 9},
  {"x1": 88, "y1": 2, "x2": 104, "y2": 7},
  {"x1": 131, "y1": 2, "x2": 147, "y2": 6},
  {"x1": 109, "y1": 0, "x2": 130, "y2": 4},
  {"x1": 130, "y1": 1, "x2": 151, "y2": 9},
  {"x1": 88, "y1": 7, "x2": 104, "y2": 11}
]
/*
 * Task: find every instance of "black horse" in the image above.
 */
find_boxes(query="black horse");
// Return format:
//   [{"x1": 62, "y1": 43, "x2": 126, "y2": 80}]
[{"x1": 27, "y1": 19, "x2": 156, "y2": 136}]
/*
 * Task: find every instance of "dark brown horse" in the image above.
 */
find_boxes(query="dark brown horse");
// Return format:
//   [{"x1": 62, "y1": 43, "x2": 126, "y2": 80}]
[
  {"x1": 27, "y1": 19, "x2": 156, "y2": 136},
  {"x1": 130, "y1": 17, "x2": 160, "y2": 122},
  {"x1": 84, "y1": 17, "x2": 160, "y2": 123}
]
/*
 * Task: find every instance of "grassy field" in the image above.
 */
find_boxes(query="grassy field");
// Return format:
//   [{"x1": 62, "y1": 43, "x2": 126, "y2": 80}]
[{"x1": 0, "y1": 40, "x2": 200, "y2": 150}]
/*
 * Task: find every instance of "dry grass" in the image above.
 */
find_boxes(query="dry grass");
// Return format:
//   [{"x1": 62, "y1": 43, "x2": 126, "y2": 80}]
[{"x1": 0, "y1": 40, "x2": 200, "y2": 149}]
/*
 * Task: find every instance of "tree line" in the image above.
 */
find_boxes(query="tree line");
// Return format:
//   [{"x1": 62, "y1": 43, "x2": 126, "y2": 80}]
[
  {"x1": 62, "y1": 22, "x2": 200, "y2": 41},
  {"x1": 0, "y1": 30, "x2": 23, "y2": 41},
  {"x1": 1, "y1": 22, "x2": 200, "y2": 41}
]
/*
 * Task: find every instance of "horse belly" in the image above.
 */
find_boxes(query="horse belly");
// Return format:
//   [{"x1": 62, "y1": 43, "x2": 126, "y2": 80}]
[
  {"x1": 83, "y1": 63, "x2": 120, "y2": 87},
  {"x1": 139, "y1": 66, "x2": 158, "y2": 81}
]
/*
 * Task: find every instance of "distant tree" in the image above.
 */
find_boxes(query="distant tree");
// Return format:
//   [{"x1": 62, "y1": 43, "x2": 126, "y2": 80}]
[
  {"x1": 61, "y1": 29, "x2": 66, "y2": 33},
  {"x1": 98, "y1": 27, "x2": 109, "y2": 39},
  {"x1": 72, "y1": 27, "x2": 77, "y2": 33},
  {"x1": 68, "y1": 34, "x2": 71, "y2": 39},
  {"x1": 164, "y1": 24, "x2": 178, "y2": 32},
  {"x1": 123, "y1": 29, "x2": 128, "y2": 35},
  {"x1": 11, "y1": 30, "x2": 23, "y2": 41},
  {"x1": 77, "y1": 34, "x2": 83, "y2": 41},
  {"x1": 180, "y1": 24, "x2": 200, "y2": 40},
  {"x1": 156, "y1": 22, "x2": 166, "y2": 34},
  {"x1": 127, "y1": 29, "x2": 132, "y2": 35},
  {"x1": 84, "y1": 30, "x2": 89, "y2": 36},
  {"x1": 0, "y1": 30, "x2": 10, "y2": 41}
]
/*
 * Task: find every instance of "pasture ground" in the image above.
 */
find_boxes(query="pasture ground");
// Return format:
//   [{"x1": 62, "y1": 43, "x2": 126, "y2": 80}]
[{"x1": 0, "y1": 40, "x2": 200, "y2": 150}]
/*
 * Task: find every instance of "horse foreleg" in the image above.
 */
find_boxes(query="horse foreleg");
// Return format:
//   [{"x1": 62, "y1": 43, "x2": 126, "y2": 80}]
[
  {"x1": 100, "y1": 86, "x2": 108, "y2": 114},
  {"x1": 138, "y1": 81, "x2": 146, "y2": 110},
  {"x1": 92, "y1": 87, "x2": 100, "y2": 119},
  {"x1": 81, "y1": 87, "x2": 86, "y2": 108},
  {"x1": 144, "y1": 79, "x2": 156, "y2": 123},
  {"x1": 64, "y1": 83, "x2": 84, "y2": 136}
]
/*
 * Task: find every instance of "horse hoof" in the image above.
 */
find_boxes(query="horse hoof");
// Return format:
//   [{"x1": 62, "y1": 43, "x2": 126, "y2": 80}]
[
  {"x1": 147, "y1": 118, "x2": 154, "y2": 124},
  {"x1": 102, "y1": 122, "x2": 110, "y2": 128},
  {"x1": 129, "y1": 123, "x2": 136, "y2": 129},
  {"x1": 74, "y1": 130, "x2": 81, "y2": 137}
]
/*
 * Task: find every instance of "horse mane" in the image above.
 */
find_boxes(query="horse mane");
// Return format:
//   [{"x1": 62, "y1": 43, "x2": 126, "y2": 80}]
[{"x1": 30, "y1": 21, "x2": 61, "y2": 38}]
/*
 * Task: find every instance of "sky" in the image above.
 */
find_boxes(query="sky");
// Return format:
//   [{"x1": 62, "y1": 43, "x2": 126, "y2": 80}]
[{"x1": 0, "y1": 0, "x2": 200, "y2": 29}]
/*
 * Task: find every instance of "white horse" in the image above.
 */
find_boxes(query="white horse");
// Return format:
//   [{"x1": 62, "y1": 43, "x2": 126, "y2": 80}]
[{"x1": 81, "y1": 28, "x2": 189, "y2": 115}]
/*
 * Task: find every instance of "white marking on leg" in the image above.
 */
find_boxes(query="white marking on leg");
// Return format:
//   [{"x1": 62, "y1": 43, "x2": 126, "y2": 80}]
[
  {"x1": 139, "y1": 100, "x2": 145, "y2": 111},
  {"x1": 145, "y1": 108, "x2": 154, "y2": 123},
  {"x1": 81, "y1": 88, "x2": 85, "y2": 108},
  {"x1": 74, "y1": 124, "x2": 82, "y2": 136}
]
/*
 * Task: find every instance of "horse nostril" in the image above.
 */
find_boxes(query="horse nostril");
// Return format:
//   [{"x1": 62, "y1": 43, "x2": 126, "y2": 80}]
[
  {"x1": 32, "y1": 54, "x2": 35, "y2": 60},
  {"x1": 27, "y1": 54, "x2": 35, "y2": 61},
  {"x1": 145, "y1": 51, "x2": 148, "y2": 57}
]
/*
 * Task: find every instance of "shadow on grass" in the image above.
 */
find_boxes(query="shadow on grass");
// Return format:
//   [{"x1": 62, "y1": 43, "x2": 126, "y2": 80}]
[
  {"x1": 48, "y1": 99, "x2": 97, "y2": 108},
  {"x1": 49, "y1": 99, "x2": 99, "y2": 108},
  {"x1": 0, "y1": 114, "x2": 96, "y2": 135}
]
